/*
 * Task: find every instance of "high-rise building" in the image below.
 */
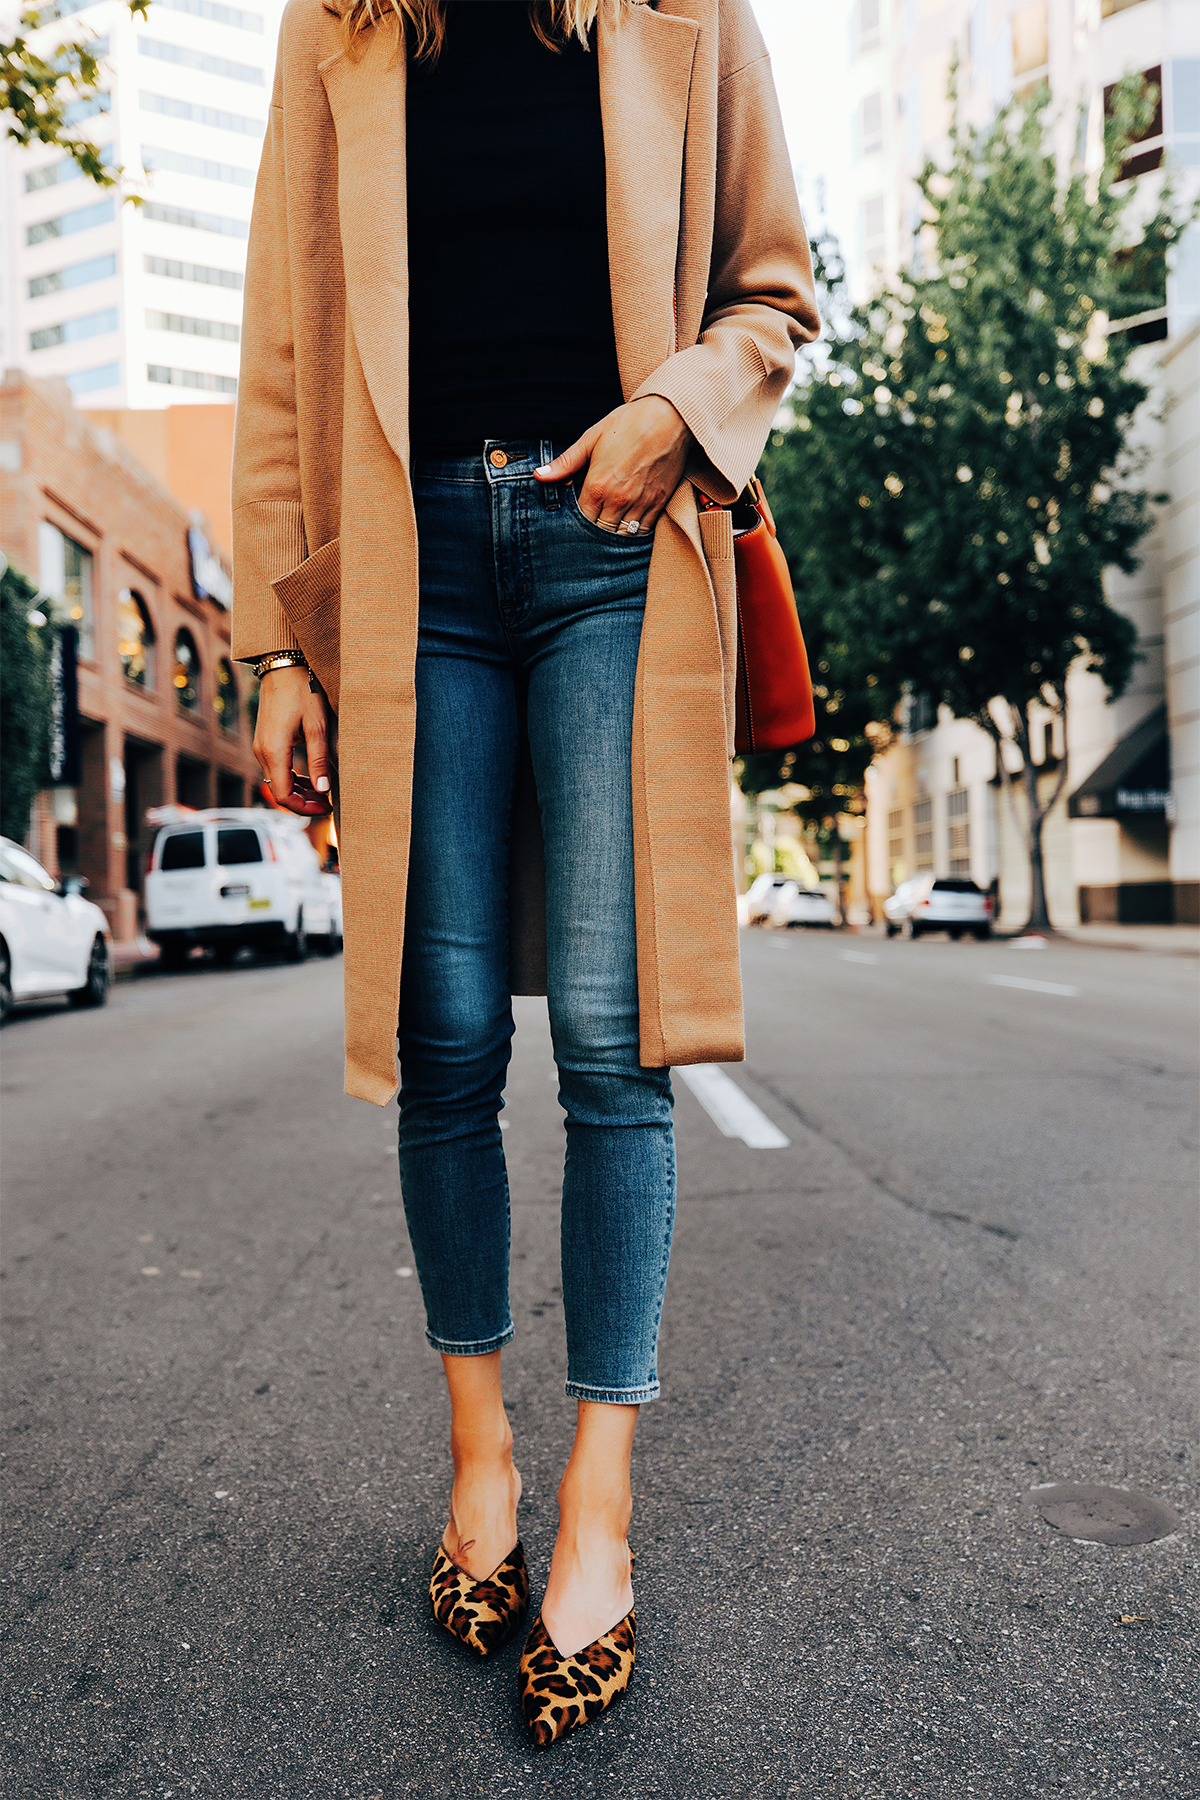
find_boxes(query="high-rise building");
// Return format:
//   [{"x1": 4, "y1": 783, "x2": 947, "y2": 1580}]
[
  {"x1": 845, "y1": 0, "x2": 1200, "y2": 328},
  {"x1": 1, "y1": 0, "x2": 287, "y2": 410},
  {"x1": 848, "y1": 0, "x2": 1200, "y2": 927}
]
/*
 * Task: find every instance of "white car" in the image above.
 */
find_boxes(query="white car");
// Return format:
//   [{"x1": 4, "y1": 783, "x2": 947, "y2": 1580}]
[
  {"x1": 770, "y1": 880, "x2": 840, "y2": 929},
  {"x1": 321, "y1": 870, "x2": 343, "y2": 951},
  {"x1": 0, "y1": 837, "x2": 112, "y2": 1021},
  {"x1": 144, "y1": 809, "x2": 335, "y2": 967},
  {"x1": 884, "y1": 874, "x2": 993, "y2": 940},
  {"x1": 742, "y1": 872, "x2": 796, "y2": 925}
]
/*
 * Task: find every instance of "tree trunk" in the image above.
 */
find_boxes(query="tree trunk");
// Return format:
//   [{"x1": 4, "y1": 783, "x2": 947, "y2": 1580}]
[
  {"x1": 985, "y1": 696, "x2": 1071, "y2": 936},
  {"x1": 1024, "y1": 755, "x2": 1053, "y2": 932}
]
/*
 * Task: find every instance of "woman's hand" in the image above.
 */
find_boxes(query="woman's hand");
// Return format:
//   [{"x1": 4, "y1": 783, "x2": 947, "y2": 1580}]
[
  {"x1": 253, "y1": 664, "x2": 333, "y2": 816},
  {"x1": 534, "y1": 396, "x2": 692, "y2": 534}
]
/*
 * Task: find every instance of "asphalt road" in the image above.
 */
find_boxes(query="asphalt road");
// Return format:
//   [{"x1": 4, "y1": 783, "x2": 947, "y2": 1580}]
[{"x1": 2, "y1": 927, "x2": 1196, "y2": 1800}]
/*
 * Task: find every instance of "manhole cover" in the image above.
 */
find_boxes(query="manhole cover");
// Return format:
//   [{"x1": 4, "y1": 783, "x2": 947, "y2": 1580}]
[{"x1": 1023, "y1": 1483, "x2": 1181, "y2": 1546}]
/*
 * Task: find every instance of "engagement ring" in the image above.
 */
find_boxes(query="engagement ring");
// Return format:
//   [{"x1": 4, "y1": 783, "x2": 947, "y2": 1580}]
[{"x1": 625, "y1": 519, "x2": 642, "y2": 535}]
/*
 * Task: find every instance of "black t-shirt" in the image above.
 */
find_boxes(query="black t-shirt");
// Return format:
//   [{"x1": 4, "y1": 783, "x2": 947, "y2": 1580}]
[{"x1": 405, "y1": 2, "x2": 626, "y2": 453}]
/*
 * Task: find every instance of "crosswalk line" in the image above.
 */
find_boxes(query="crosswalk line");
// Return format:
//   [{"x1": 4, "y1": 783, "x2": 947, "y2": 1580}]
[
  {"x1": 675, "y1": 1064, "x2": 790, "y2": 1148},
  {"x1": 988, "y1": 974, "x2": 1079, "y2": 997}
]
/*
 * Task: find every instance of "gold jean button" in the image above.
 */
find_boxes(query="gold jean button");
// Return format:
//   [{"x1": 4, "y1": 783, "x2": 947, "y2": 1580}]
[{"x1": 489, "y1": 449, "x2": 508, "y2": 468}]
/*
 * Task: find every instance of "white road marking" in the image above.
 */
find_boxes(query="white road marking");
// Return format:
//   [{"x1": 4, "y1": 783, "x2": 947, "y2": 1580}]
[
  {"x1": 988, "y1": 974, "x2": 1078, "y2": 997},
  {"x1": 840, "y1": 950, "x2": 878, "y2": 965},
  {"x1": 675, "y1": 1064, "x2": 790, "y2": 1148}
]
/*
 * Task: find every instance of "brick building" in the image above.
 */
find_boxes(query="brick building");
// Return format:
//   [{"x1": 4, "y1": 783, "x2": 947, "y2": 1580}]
[{"x1": 0, "y1": 368, "x2": 262, "y2": 941}]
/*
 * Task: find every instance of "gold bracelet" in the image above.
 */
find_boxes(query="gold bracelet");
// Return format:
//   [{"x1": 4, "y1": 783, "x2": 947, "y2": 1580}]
[{"x1": 249, "y1": 650, "x2": 309, "y2": 678}]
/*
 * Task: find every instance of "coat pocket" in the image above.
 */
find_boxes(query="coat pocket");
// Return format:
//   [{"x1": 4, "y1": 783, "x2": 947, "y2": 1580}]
[{"x1": 271, "y1": 537, "x2": 341, "y2": 713}]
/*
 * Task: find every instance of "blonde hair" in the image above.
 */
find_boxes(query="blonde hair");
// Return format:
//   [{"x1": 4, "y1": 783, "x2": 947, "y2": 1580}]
[{"x1": 340, "y1": 0, "x2": 632, "y2": 62}]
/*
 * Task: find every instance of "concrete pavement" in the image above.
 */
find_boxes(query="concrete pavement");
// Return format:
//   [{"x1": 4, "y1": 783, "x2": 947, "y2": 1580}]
[{"x1": 1, "y1": 930, "x2": 1196, "y2": 1798}]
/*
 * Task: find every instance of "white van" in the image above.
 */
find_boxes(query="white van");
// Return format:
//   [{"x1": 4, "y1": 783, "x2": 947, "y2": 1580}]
[{"x1": 144, "y1": 809, "x2": 335, "y2": 967}]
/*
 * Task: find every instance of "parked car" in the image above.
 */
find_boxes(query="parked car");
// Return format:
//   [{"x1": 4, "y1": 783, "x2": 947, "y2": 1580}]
[
  {"x1": 742, "y1": 872, "x2": 796, "y2": 925},
  {"x1": 144, "y1": 809, "x2": 335, "y2": 967},
  {"x1": 770, "y1": 880, "x2": 840, "y2": 929},
  {"x1": 0, "y1": 837, "x2": 112, "y2": 1022},
  {"x1": 883, "y1": 875, "x2": 993, "y2": 940}
]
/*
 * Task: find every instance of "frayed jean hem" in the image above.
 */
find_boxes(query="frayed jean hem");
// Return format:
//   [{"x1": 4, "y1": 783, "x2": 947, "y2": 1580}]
[
  {"x1": 426, "y1": 1325, "x2": 515, "y2": 1357},
  {"x1": 564, "y1": 1380, "x2": 659, "y2": 1405}
]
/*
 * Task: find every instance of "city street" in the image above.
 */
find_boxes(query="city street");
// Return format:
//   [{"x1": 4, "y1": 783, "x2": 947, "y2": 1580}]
[{"x1": 2, "y1": 929, "x2": 1196, "y2": 1799}]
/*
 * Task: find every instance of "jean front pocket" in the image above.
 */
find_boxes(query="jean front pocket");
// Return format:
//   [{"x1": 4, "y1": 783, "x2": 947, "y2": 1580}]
[{"x1": 564, "y1": 482, "x2": 656, "y2": 550}]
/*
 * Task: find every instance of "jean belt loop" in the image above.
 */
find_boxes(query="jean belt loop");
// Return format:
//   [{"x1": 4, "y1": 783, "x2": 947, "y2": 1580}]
[{"x1": 539, "y1": 437, "x2": 561, "y2": 511}]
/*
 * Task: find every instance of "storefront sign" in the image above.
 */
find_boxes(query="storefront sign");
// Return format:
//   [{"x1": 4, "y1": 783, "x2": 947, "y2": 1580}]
[
  {"x1": 1115, "y1": 788, "x2": 1169, "y2": 813},
  {"x1": 47, "y1": 624, "x2": 81, "y2": 787},
  {"x1": 188, "y1": 525, "x2": 233, "y2": 610}
]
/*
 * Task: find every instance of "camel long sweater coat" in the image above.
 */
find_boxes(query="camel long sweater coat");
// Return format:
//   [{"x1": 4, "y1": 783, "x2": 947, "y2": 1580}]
[{"x1": 230, "y1": 0, "x2": 820, "y2": 1104}]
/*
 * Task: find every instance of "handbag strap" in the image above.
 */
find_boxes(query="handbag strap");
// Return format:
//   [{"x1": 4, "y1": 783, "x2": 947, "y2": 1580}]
[{"x1": 695, "y1": 477, "x2": 768, "y2": 538}]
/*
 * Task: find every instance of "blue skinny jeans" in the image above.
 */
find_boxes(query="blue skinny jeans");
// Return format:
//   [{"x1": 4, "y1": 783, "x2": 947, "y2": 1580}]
[{"x1": 397, "y1": 440, "x2": 676, "y2": 1405}]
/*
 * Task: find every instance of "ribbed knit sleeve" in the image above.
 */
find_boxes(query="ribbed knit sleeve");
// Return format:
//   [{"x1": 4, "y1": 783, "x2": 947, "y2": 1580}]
[
  {"x1": 631, "y1": 52, "x2": 820, "y2": 503},
  {"x1": 230, "y1": 500, "x2": 307, "y2": 659}
]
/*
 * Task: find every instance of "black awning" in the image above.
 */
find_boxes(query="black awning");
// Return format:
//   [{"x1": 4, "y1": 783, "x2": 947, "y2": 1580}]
[{"x1": 1069, "y1": 706, "x2": 1170, "y2": 819}]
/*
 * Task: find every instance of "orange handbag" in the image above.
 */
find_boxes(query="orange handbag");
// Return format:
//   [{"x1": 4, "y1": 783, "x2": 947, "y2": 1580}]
[{"x1": 702, "y1": 478, "x2": 816, "y2": 756}]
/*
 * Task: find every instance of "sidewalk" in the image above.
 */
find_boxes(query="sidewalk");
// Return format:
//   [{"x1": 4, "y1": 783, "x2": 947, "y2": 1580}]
[
  {"x1": 112, "y1": 936, "x2": 160, "y2": 979},
  {"x1": 1053, "y1": 922, "x2": 1200, "y2": 957}
]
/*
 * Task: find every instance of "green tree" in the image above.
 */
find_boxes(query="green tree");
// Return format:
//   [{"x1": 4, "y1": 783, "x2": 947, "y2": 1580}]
[
  {"x1": 734, "y1": 231, "x2": 890, "y2": 896},
  {"x1": 766, "y1": 79, "x2": 1194, "y2": 930},
  {"x1": 0, "y1": 559, "x2": 52, "y2": 845},
  {"x1": 2, "y1": 2, "x2": 149, "y2": 187}
]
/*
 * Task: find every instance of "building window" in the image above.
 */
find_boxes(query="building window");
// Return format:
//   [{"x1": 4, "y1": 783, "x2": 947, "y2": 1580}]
[
  {"x1": 887, "y1": 806, "x2": 906, "y2": 887},
  {"x1": 29, "y1": 306, "x2": 118, "y2": 351},
  {"x1": 64, "y1": 363, "x2": 120, "y2": 396},
  {"x1": 145, "y1": 310, "x2": 240, "y2": 342},
  {"x1": 38, "y1": 520, "x2": 94, "y2": 660},
  {"x1": 145, "y1": 254, "x2": 243, "y2": 290},
  {"x1": 156, "y1": 0, "x2": 264, "y2": 33},
  {"x1": 859, "y1": 91, "x2": 884, "y2": 157},
  {"x1": 214, "y1": 658, "x2": 239, "y2": 733},
  {"x1": 861, "y1": 193, "x2": 886, "y2": 263},
  {"x1": 1104, "y1": 67, "x2": 1164, "y2": 179},
  {"x1": 947, "y1": 787, "x2": 971, "y2": 874},
  {"x1": 141, "y1": 91, "x2": 266, "y2": 138},
  {"x1": 913, "y1": 796, "x2": 934, "y2": 869},
  {"x1": 28, "y1": 253, "x2": 116, "y2": 298},
  {"x1": 173, "y1": 628, "x2": 201, "y2": 712},
  {"x1": 141, "y1": 145, "x2": 255, "y2": 187},
  {"x1": 138, "y1": 37, "x2": 264, "y2": 85},
  {"x1": 26, "y1": 196, "x2": 115, "y2": 246},
  {"x1": 25, "y1": 145, "x2": 113, "y2": 192},
  {"x1": 855, "y1": 0, "x2": 881, "y2": 55},
  {"x1": 147, "y1": 365, "x2": 238, "y2": 394},
  {"x1": 140, "y1": 202, "x2": 250, "y2": 239},
  {"x1": 118, "y1": 589, "x2": 156, "y2": 688},
  {"x1": 62, "y1": 91, "x2": 110, "y2": 127}
]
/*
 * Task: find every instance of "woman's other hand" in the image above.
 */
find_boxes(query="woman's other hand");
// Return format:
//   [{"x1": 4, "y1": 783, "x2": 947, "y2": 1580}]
[
  {"x1": 253, "y1": 664, "x2": 333, "y2": 816},
  {"x1": 534, "y1": 396, "x2": 692, "y2": 533}
]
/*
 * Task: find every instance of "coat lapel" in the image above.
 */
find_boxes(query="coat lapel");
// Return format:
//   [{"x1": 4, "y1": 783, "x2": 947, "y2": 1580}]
[
  {"x1": 319, "y1": 23, "x2": 411, "y2": 468},
  {"x1": 320, "y1": 5, "x2": 700, "y2": 447},
  {"x1": 599, "y1": 1, "x2": 699, "y2": 397}
]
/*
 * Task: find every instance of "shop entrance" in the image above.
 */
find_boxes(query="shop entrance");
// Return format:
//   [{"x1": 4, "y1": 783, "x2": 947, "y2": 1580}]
[
  {"x1": 76, "y1": 719, "x2": 110, "y2": 907},
  {"x1": 124, "y1": 737, "x2": 164, "y2": 899},
  {"x1": 176, "y1": 754, "x2": 211, "y2": 811},
  {"x1": 216, "y1": 770, "x2": 245, "y2": 809}
]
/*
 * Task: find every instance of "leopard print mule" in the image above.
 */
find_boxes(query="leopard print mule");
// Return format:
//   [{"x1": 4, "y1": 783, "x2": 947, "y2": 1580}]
[
  {"x1": 518, "y1": 1606, "x2": 636, "y2": 1747},
  {"x1": 429, "y1": 1540, "x2": 530, "y2": 1658}
]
